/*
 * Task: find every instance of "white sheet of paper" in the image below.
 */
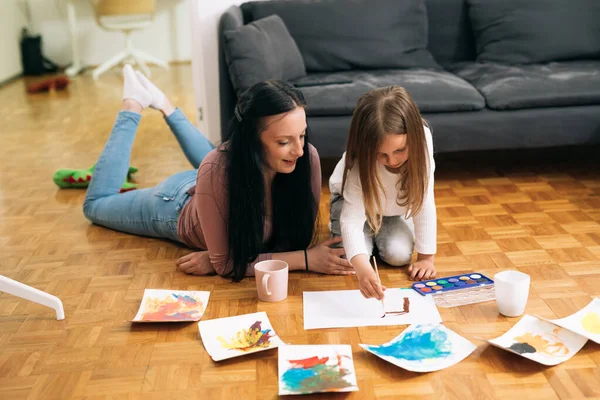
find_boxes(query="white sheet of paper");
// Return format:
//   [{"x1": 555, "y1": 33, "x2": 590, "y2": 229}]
[
  {"x1": 303, "y1": 288, "x2": 442, "y2": 330},
  {"x1": 360, "y1": 323, "x2": 476, "y2": 372},
  {"x1": 488, "y1": 314, "x2": 588, "y2": 366},
  {"x1": 544, "y1": 298, "x2": 600, "y2": 344},
  {"x1": 278, "y1": 344, "x2": 359, "y2": 395},
  {"x1": 198, "y1": 311, "x2": 284, "y2": 361}
]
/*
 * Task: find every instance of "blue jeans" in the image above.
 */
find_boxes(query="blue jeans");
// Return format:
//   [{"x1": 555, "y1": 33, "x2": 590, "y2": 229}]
[{"x1": 83, "y1": 108, "x2": 215, "y2": 243}]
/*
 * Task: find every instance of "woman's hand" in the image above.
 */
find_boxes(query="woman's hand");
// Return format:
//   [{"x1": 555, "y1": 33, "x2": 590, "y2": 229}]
[
  {"x1": 176, "y1": 251, "x2": 215, "y2": 275},
  {"x1": 306, "y1": 237, "x2": 355, "y2": 275},
  {"x1": 408, "y1": 257, "x2": 437, "y2": 281}
]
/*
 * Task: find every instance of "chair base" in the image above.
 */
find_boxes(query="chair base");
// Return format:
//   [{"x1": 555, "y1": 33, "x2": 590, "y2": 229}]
[
  {"x1": 0, "y1": 275, "x2": 65, "y2": 320},
  {"x1": 92, "y1": 48, "x2": 169, "y2": 80}
]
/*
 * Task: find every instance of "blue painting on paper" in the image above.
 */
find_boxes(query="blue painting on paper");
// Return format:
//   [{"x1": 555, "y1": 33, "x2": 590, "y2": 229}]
[
  {"x1": 364, "y1": 325, "x2": 452, "y2": 361},
  {"x1": 360, "y1": 324, "x2": 476, "y2": 372}
]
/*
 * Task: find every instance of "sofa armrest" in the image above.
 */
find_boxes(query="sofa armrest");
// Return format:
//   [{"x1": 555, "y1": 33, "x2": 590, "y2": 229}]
[{"x1": 218, "y1": 6, "x2": 244, "y2": 142}]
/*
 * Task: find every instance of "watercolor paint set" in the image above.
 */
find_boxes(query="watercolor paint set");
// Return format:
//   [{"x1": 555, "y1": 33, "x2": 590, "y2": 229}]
[
  {"x1": 412, "y1": 273, "x2": 494, "y2": 295},
  {"x1": 411, "y1": 273, "x2": 496, "y2": 308}
]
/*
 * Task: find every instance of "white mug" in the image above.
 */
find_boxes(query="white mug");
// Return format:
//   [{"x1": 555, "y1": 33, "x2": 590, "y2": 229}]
[
  {"x1": 494, "y1": 270, "x2": 530, "y2": 317},
  {"x1": 254, "y1": 260, "x2": 289, "y2": 302}
]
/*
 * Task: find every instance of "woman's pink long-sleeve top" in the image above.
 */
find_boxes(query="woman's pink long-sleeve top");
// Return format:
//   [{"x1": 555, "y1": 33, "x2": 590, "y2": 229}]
[{"x1": 177, "y1": 144, "x2": 321, "y2": 277}]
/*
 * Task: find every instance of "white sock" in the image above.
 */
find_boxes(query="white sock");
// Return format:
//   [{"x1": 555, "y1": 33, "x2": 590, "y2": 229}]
[
  {"x1": 122, "y1": 64, "x2": 152, "y2": 109},
  {"x1": 136, "y1": 71, "x2": 166, "y2": 110}
]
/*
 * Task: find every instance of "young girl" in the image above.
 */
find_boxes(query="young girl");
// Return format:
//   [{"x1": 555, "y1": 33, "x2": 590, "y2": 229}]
[
  {"x1": 329, "y1": 86, "x2": 437, "y2": 299},
  {"x1": 83, "y1": 65, "x2": 353, "y2": 281}
]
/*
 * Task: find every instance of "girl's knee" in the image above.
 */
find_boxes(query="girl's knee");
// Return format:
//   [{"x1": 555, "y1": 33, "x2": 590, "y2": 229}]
[
  {"x1": 378, "y1": 239, "x2": 413, "y2": 267},
  {"x1": 376, "y1": 217, "x2": 414, "y2": 266},
  {"x1": 380, "y1": 249, "x2": 412, "y2": 266}
]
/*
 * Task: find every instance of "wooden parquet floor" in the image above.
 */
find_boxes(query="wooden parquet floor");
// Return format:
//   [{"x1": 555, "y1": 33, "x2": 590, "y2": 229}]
[{"x1": 1, "y1": 64, "x2": 600, "y2": 399}]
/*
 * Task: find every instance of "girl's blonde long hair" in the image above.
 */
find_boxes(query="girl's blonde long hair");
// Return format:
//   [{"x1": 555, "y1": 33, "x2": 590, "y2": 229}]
[{"x1": 341, "y1": 86, "x2": 430, "y2": 234}]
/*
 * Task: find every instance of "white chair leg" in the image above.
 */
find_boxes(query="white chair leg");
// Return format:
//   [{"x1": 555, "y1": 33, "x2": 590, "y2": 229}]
[
  {"x1": 132, "y1": 51, "x2": 151, "y2": 78},
  {"x1": 0, "y1": 276, "x2": 65, "y2": 320},
  {"x1": 133, "y1": 49, "x2": 170, "y2": 70},
  {"x1": 92, "y1": 49, "x2": 129, "y2": 80}
]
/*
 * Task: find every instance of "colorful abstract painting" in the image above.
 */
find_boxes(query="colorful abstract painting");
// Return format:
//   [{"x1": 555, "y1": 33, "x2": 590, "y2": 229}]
[
  {"x1": 543, "y1": 298, "x2": 600, "y2": 344},
  {"x1": 217, "y1": 320, "x2": 274, "y2": 351},
  {"x1": 198, "y1": 312, "x2": 284, "y2": 361},
  {"x1": 360, "y1": 323, "x2": 476, "y2": 372},
  {"x1": 132, "y1": 289, "x2": 210, "y2": 322},
  {"x1": 488, "y1": 314, "x2": 588, "y2": 365},
  {"x1": 278, "y1": 345, "x2": 359, "y2": 395},
  {"x1": 303, "y1": 288, "x2": 441, "y2": 330}
]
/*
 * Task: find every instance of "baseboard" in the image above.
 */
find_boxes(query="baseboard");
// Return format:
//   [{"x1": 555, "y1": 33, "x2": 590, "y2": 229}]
[
  {"x1": 83, "y1": 60, "x2": 191, "y2": 69},
  {"x1": 0, "y1": 72, "x2": 23, "y2": 88},
  {"x1": 320, "y1": 144, "x2": 600, "y2": 179}
]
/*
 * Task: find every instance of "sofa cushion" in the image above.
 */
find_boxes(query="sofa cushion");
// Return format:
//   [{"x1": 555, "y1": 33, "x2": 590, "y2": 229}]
[
  {"x1": 425, "y1": 0, "x2": 476, "y2": 67},
  {"x1": 452, "y1": 61, "x2": 600, "y2": 110},
  {"x1": 292, "y1": 69, "x2": 485, "y2": 116},
  {"x1": 246, "y1": 0, "x2": 440, "y2": 72},
  {"x1": 223, "y1": 15, "x2": 306, "y2": 93},
  {"x1": 467, "y1": 0, "x2": 600, "y2": 64}
]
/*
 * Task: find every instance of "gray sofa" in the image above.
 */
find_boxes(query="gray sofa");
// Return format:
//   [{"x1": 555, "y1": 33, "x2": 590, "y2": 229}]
[{"x1": 218, "y1": 0, "x2": 600, "y2": 158}]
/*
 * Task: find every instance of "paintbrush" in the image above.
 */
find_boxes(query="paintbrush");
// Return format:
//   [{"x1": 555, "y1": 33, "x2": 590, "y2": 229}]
[{"x1": 372, "y1": 256, "x2": 385, "y2": 317}]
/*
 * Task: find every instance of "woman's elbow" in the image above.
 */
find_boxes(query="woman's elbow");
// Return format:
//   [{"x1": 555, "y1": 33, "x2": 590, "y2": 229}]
[{"x1": 212, "y1": 262, "x2": 229, "y2": 277}]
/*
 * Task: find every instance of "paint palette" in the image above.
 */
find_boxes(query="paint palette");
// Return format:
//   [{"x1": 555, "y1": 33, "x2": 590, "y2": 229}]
[{"x1": 411, "y1": 273, "x2": 496, "y2": 308}]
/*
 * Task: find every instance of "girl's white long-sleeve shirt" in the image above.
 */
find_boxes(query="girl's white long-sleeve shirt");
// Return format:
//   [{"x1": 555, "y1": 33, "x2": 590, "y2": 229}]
[{"x1": 329, "y1": 126, "x2": 437, "y2": 261}]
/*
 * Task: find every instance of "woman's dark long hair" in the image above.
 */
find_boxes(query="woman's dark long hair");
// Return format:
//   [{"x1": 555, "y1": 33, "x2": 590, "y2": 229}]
[{"x1": 226, "y1": 80, "x2": 318, "y2": 281}]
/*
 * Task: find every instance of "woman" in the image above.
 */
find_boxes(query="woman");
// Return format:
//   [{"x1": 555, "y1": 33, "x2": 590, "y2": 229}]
[{"x1": 83, "y1": 65, "x2": 352, "y2": 280}]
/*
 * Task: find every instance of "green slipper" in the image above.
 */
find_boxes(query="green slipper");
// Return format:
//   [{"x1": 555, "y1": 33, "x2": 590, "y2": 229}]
[
  {"x1": 53, "y1": 164, "x2": 139, "y2": 190},
  {"x1": 119, "y1": 181, "x2": 139, "y2": 193}
]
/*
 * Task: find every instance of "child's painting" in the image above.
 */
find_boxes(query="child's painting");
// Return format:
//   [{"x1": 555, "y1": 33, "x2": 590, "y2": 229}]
[
  {"x1": 544, "y1": 298, "x2": 600, "y2": 344},
  {"x1": 359, "y1": 323, "x2": 476, "y2": 372},
  {"x1": 303, "y1": 288, "x2": 441, "y2": 330},
  {"x1": 488, "y1": 314, "x2": 588, "y2": 366},
  {"x1": 278, "y1": 345, "x2": 359, "y2": 395},
  {"x1": 198, "y1": 311, "x2": 284, "y2": 361},
  {"x1": 132, "y1": 289, "x2": 210, "y2": 322}
]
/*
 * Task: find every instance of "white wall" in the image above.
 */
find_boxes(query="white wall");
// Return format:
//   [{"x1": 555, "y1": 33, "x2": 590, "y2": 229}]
[
  {"x1": 188, "y1": 0, "x2": 244, "y2": 144},
  {"x1": 0, "y1": 1, "x2": 29, "y2": 82},
  {"x1": 189, "y1": 0, "x2": 267, "y2": 144},
  {"x1": 27, "y1": 0, "x2": 191, "y2": 68}
]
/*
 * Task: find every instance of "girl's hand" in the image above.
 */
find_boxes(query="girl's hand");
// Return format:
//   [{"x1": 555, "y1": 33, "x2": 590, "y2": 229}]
[
  {"x1": 307, "y1": 237, "x2": 355, "y2": 275},
  {"x1": 357, "y1": 268, "x2": 386, "y2": 300},
  {"x1": 408, "y1": 258, "x2": 437, "y2": 281},
  {"x1": 176, "y1": 251, "x2": 216, "y2": 275}
]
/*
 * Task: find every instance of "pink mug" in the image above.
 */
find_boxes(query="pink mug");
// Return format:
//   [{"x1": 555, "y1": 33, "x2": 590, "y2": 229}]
[{"x1": 255, "y1": 260, "x2": 289, "y2": 302}]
